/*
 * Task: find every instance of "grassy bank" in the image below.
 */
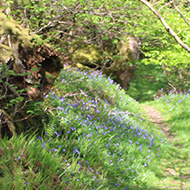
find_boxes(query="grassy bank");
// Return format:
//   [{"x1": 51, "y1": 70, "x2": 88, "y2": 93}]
[{"x1": 0, "y1": 67, "x2": 168, "y2": 189}]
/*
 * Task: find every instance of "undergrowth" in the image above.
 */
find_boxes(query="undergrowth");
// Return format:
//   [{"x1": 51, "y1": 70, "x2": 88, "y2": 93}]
[{"x1": 0, "y1": 68, "x2": 168, "y2": 189}]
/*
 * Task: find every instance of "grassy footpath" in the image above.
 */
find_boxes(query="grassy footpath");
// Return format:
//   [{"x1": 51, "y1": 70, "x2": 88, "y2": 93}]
[
  {"x1": 129, "y1": 63, "x2": 190, "y2": 189},
  {"x1": 144, "y1": 92, "x2": 190, "y2": 189}
]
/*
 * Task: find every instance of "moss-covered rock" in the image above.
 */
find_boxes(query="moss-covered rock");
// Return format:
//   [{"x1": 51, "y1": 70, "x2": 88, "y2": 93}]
[
  {"x1": 71, "y1": 43, "x2": 103, "y2": 67},
  {"x1": 71, "y1": 37, "x2": 139, "y2": 91},
  {"x1": 104, "y1": 37, "x2": 139, "y2": 91}
]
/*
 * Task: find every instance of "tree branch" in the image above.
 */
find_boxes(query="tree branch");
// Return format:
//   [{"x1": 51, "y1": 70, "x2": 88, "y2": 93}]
[
  {"x1": 171, "y1": 1, "x2": 190, "y2": 28},
  {"x1": 139, "y1": 0, "x2": 190, "y2": 53}
]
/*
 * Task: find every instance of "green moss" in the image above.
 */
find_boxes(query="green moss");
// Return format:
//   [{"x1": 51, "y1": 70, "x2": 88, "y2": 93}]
[
  {"x1": 108, "y1": 38, "x2": 133, "y2": 72},
  {"x1": 71, "y1": 38, "x2": 136, "y2": 91},
  {"x1": 72, "y1": 43, "x2": 103, "y2": 65},
  {"x1": 0, "y1": 44, "x2": 14, "y2": 63},
  {"x1": 117, "y1": 40, "x2": 132, "y2": 59},
  {"x1": 75, "y1": 63, "x2": 91, "y2": 71},
  {"x1": 71, "y1": 37, "x2": 133, "y2": 69},
  {"x1": 0, "y1": 13, "x2": 33, "y2": 48}
]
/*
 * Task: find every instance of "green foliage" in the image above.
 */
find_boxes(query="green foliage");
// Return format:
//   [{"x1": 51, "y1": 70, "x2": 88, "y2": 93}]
[
  {"x1": 139, "y1": 2, "x2": 190, "y2": 68},
  {"x1": 128, "y1": 62, "x2": 190, "y2": 102},
  {"x1": 0, "y1": 63, "x2": 27, "y2": 112},
  {"x1": 40, "y1": 68, "x2": 167, "y2": 188},
  {"x1": 3, "y1": 0, "x2": 190, "y2": 71}
]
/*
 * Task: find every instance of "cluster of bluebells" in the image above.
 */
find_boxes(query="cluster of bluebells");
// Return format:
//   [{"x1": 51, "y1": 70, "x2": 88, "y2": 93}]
[
  {"x1": 155, "y1": 88, "x2": 190, "y2": 112},
  {"x1": 40, "y1": 68, "x2": 166, "y2": 189}
]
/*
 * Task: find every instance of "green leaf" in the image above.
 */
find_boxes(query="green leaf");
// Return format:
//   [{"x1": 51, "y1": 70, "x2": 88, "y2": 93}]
[
  {"x1": 31, "y1": 67, "x2": 39, "y2": 72},
  {"x1": 9, "y1": 99, "x2": 18, "y2": 104}
]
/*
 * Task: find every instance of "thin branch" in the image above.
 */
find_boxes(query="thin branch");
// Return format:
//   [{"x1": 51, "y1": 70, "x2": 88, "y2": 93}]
[
  {"x1": 10, "y1": 114, "x2": 34, "y2": 123},
  {"x1": 32, "y1": 20, "x2": 67, "y2": 34},
  {"x1": 0, "y1": 34, "x2": 6, "y2": 44},
  {"x1": 107, "y1": 85, "x2": 119, "y2": 119},
  {"x1": 168, "y1": 82, "x2": 177, "y2": 92},
  {"x1": 111, "y1": 85, "x2": 119, "y2": 104},
  {"x1": 7, "y1": 83, "x2": 20, "y2": 97},
  {"x1": 163, "y1": 8, "x2": 176, "y2": 20},
  {"x1": 111, "y1": 111, "x2": 145, "y2": 120},
  {"x1": 7, "y1": 34, "x2": 12, "y2": 48},
  {"x1": 158, "y1": 1, "x2": 173, "y2": 12},
  {"x1": 139, "y1": 0, "x2": 190, "y2": 53},
  {"x1": 11, "y1": 99, "x2": 32, "y2": 118},
  {"x1": 63, "y1": 89, "x2": 95, "y2": 98},
  {"x1": 171, "y1": 1, "x2": 190, "y2": 28}
]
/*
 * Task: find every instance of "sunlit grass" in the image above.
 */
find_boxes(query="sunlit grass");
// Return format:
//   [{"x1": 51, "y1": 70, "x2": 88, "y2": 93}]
[
  {"x1": 145, "y1": 92, "x2": 190, "y2": 188},
  {"x1": 147, "y1": 92, "x2": 190, "y2": 148}
]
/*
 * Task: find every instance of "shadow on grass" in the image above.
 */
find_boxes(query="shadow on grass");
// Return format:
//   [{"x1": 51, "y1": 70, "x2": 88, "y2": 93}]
[{"x1": 127, "y1": 63, "x2": 167, "y2": 103}]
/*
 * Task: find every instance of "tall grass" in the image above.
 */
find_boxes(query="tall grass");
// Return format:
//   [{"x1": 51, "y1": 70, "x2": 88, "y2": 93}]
[{"x1": 0, "y1": 67, "x2": 167, "y2": 189}]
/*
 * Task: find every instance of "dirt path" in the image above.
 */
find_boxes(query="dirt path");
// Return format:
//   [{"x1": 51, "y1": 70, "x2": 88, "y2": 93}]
[
  {"x1": 142, "y1": 105, "x2": 188, "y2": 190},
  {"x1": 142, "y1": 105, "x2": 175, "y2": 141}
]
